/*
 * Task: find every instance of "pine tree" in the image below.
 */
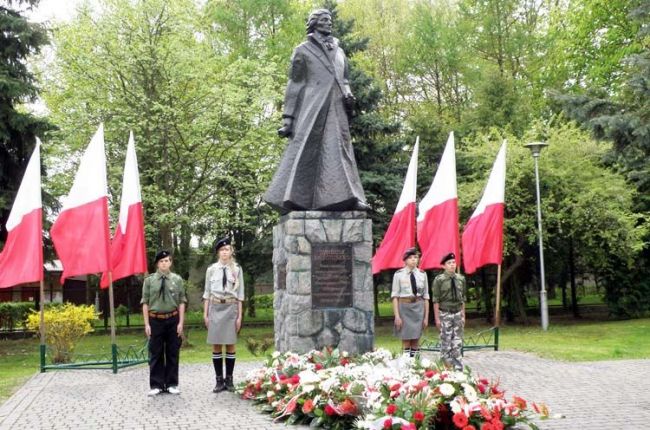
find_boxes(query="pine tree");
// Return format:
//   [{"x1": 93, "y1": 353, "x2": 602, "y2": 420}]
[
  {"x1": 0, "y1": 0, "x2": 51, "y2": 244},
  {"x1": 554, "y1": 0, "x2": 650, "y2": 317},
  {"x1": 323, "y1": 0, "x2": 408, "y2": 314}
]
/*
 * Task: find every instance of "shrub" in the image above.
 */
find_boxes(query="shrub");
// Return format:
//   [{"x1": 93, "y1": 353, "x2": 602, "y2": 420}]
[
  {"x1": 115, "y1": 304, "x2": 129, "y2": 317},
  {"x1": 0, "y1": 302, "x2": 34, "y2": 331},
  {"x1": 26, "y1": 303, "x2": 97, "y2": 363},
  {"x1": 254, "y1": 294, "x2": 274, "y2": 310}
]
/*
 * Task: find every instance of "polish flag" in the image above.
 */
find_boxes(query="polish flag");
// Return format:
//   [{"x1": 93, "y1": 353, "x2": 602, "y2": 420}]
[
  {"x1": 462, "y1": 141, "x2": 507, "y2": 274},
  {"x1": 372, "y1": 138, "x2": 419, "y2": 274},
  {"x1": 0, "y1": 139, "x2": 43, "y2": 288},
  {"x1": 100, "y1": 132, "x2": 147, "y2": 288},
  {"x1": 50, "y1": 124, "x2": 111, "y2": 282},
  {"x1": 417, "y1": 132, "x2": 459, "y2": 270}
]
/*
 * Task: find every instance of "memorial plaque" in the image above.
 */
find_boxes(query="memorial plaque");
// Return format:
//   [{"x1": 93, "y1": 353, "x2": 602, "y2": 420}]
[
  {"x1": 311, "y1": 244, "x2": 353, "y2": 308},
  {"x1": 277, "y1": 265, "x2": 286, "y2": 290}
]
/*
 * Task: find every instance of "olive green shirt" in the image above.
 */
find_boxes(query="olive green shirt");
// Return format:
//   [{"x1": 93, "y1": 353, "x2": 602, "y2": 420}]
[
  {"x1": 431, "y1": 272, "x2": 466, "y2": 312},
  {"x1": 141, "y1": 271, "x2": 187, "y2": 313}
]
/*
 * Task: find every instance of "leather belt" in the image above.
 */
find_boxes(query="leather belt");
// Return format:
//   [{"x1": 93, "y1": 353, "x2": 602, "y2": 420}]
[
  {"x1": 398, "y1": 297, "x2": 423, "y2": 304},
  {"x1": 148, "y1": 310, "x2": 178, "y2": 319},
  {"x1": 210, "y1": 297, "x2": 239, "y2": 304},
  {"x1": 439, "y1": 307, "x2": 461, "y2": 313}
]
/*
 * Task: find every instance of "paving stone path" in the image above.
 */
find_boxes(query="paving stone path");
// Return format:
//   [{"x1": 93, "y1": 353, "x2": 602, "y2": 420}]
[{"x1": 1, "y1": 351, "x2": 648, "y2": 429}]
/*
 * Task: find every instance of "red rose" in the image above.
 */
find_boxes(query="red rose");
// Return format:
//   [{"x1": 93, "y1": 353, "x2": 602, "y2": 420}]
[
  {"x1": 452, "y1": 412, "x2": 469, "y2": 428},
  {"x1": 285, "y1": 397, "x2": 297, "y2": 414},
  {"x1": 414, "y1": 410, "x2": 425, "y2": 421},
  {"x1": 401, "y1": 423, "x2": 416, "y2": 430},
  {"x1": 339, "y1": 398, "x2": 358, "y2": 415},
  {"x1": 340, "y1": 357, "x2": 350, "y2": 365},
  {"x1": 315, "y1": 363, "x2": 323, "y2": 371},
  {"x1": 491, "y1": 420, "x2": 504, "y2": 430},
  {"x1": 385, "y1": 403, "x2": 398, "y2": 415},
  {"x1": 270, "y1": 375, "x2": 277, "y2": 383},
  {"x1": 481, "y1": 423, "x2": 494, "y2": 430},
  {"x1": 479, "y1": 377, "x2": 489, "y2": 385},
  {"x1": 424, "y1": 369, "x2": 436, "y2": 378},
  {"x1": 302, "y1": 399, "x2": 315, "y2": 414},
  {"x1": 390, "y1": 383, "x2": 401, "y2": 391},
  {"x1": 291, "y1": 374, "x2": 300, "y2": 385},
  {"x1": 477, "y1": 384, "x2": 487, "y2": 394},
  {"x1": 324, "y1": 404, "x2": 337, "y2": 416},
  {"x1": 383, "y1": 418, "x2": 393, "y2": 429}
]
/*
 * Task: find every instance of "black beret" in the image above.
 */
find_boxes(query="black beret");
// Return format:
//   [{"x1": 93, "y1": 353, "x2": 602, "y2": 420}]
[
  {"x1": 154, "y1": 250, "x2": 171, "y2": 264},
  {"x1": 440, "y1": 252, "x2": 456, "y2": 265},
  {"x1": 214, "y1": 236, "x2": 231, "y2": 252},
  {"x1": 402, "y1": 247, "x2": 419, "y2": 261}
]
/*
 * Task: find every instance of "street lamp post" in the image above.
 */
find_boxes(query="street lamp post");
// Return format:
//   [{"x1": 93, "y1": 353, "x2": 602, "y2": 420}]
[{"x1": 525, "y1": 142, "x2": 549, "y2": 331}]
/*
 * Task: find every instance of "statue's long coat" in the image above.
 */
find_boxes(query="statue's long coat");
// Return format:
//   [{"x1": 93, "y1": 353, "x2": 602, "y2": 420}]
[{"x1": 264, "y1": 34, "x2": 366, "y2": 212}]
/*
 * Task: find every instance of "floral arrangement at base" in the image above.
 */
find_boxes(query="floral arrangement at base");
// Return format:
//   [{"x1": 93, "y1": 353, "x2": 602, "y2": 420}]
[{"x1": 238, "y1": 347, "x2": 549, "y2": 430}]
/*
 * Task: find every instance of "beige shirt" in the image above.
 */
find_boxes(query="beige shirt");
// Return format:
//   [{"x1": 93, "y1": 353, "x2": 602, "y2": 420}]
[
  {"x1": 391, "y1": 268, "x2": 429, "y2": 299},
  {"x1": 203, "y1": 262, "x2": 245, "y2": 301}
]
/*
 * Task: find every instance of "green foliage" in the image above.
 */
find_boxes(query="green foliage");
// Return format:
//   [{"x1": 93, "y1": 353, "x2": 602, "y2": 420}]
[
  {"x1": 253, "y1": 293, "x2": 273, "y2": 309},
  {"x1": 115, "y1": 304, "x2": 128, "y2": 317},
  {"x1": 244, "y1": 336, "x2": 274, "y2": 356},
  {"x1": 25, "y1": 303, "x2": 97, "y2": 363},
  {"x1": 0, "y1": 302, "x2": 33, "y2": 331}
]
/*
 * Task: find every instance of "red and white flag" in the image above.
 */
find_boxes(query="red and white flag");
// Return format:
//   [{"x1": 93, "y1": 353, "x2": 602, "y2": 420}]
[
  {"x1": 372, "y1": 138, "x2": 419, "y2": 274},
  {"x1": 0, "y1": 139, "x2": 43, "y2": 288},
  {"x1": 417, "y1": 132, "x2": 460, "y2": 270},
  {"x1": 462, "y1": 141, "x2": 507, "y2": 274},
  {"x1": 51, "y1": 124, "x2": 111, "y2": 282},
  {"x1": 100, "y1": 132, "x2": 147, "y2": 288}
]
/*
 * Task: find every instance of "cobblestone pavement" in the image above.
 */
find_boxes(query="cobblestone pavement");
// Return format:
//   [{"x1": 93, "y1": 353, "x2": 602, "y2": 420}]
[{"x1": 1, "y1": 351, "x2": 648, "y2": 429}]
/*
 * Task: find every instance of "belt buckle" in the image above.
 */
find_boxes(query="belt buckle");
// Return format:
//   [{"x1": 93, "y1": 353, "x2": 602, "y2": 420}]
[{"x1": 219, "y1": 298, "x2": 226, "y2": 304}]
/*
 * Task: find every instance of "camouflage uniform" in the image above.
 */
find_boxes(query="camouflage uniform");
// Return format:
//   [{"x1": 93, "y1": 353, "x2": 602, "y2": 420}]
[{"x1": 432, "y1": 272, "x2": 465, "y2": 369}]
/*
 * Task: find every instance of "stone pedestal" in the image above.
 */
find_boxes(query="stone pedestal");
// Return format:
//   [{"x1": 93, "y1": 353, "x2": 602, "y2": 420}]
[{"x1": 273, "y1": 211, "x2": 374, "y2": 355}]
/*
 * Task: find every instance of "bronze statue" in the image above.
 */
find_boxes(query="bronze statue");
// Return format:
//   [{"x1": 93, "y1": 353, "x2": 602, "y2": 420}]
[{"x1": 264, "y1": 9, "x2": 368, "y2": 212}]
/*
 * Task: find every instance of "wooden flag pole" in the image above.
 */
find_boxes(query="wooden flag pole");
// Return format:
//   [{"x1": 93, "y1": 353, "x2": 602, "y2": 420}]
[
  {"x1": 495, "y1": 264, "x2": 502, "y2": 327},
  {"x1": 107, "y1": 272, "x2": 118, "y2": 373},
  {"x1": 39, "y1": 277, "x2": 46, "y2": 372}
]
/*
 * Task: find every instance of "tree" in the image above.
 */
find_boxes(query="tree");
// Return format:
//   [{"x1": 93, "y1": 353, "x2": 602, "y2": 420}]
[
  {"x1": 553, "y1": 0, "x2": 650, "y2": 317},
  {"x1": 42, "y1": 0, "x2": 284, "y2": 278},
  {"x1": 0, "y1": 0, "x2": 50, "y2": 245},
  {"x1": 458, "y1": 123, "x2": 645, "y2": 320}
]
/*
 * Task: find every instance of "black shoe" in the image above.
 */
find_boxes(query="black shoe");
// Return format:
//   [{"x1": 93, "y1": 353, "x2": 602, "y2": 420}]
[
  {"x1": 352, "y1": 201, "x2": 370, "y2": 211},
  {"x1": 213, "y1": 377, "x2": 226, "y2": 393},
  {"x1": 225, "y1": 375, "x2": 235, "y2": 392}
]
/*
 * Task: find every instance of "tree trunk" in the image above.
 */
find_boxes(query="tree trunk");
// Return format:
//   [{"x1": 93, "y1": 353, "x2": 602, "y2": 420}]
[{"x1": 569, "y1": 236, "x2": 580, "y2": 318}]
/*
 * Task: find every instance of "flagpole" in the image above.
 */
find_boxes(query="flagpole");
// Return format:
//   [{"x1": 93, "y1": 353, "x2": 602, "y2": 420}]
[
  {"x1": 107, "y1": 272, "x2": 118, "y2": 373},
  {"x1": 39, "y1": 277, "x2": 46, "y2": 372},
  {"x1": 494, "y1": 264, "x2": 502, "y2": 327}
]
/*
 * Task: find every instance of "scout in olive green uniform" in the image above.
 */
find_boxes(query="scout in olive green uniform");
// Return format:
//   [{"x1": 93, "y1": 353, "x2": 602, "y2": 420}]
[
  {"x1": 141, "y1": 250, "x2": 187, "y2": 396},
  {"x1": 391, "y1": 248, "x2": 429, "y2": 357},
  {"x1": 432, "y1": 252, "x2": 465, "y2": 371},
  {"x1": 203, "y1": 237, "x2": 244, "y2": 393}
]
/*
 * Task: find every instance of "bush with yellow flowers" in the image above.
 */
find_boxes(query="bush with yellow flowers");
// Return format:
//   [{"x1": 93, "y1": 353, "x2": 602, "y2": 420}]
[{"x1": 26, "y1": 303, "x2": 97, "y2": 363}]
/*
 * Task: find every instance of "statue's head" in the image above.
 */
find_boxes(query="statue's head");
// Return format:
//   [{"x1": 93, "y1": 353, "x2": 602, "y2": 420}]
[{"x1": 306, "y1": 9, "x2": 332, "y2": 35}]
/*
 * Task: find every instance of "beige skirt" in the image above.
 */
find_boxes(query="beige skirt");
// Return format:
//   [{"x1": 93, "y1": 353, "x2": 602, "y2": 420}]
[
  {"x1": 394, "y1": 301, "x2": 425, "y2": 340},
  {"x1": 207, "y1": 303, "x2": 238, "y2": 345}
]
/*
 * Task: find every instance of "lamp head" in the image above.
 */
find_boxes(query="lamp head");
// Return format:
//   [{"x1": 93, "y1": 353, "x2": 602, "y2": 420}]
[{"x1": 524, "y1": 141, "x2": 548, "y2": 157}]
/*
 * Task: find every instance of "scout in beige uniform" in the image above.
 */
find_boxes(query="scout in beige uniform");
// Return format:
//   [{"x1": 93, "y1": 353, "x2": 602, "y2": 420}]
[
  {"x1": 391, "y1": 247, "x2": 429, "y2": 357},
  {"x1": 432, "y1": 252, "x2": 466, "y2": 371},
  {"x1": 203, "y1": 237, "x2": 245, "y2": 393},
  {"x1": 141, "y1": 250, "x2": 187, "y2": 396}
]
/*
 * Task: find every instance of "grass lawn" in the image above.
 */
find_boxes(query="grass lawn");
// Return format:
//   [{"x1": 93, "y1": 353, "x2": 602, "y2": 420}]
[{"x1": 1, "y1": 317, "x2": 649, "y2": 403}]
